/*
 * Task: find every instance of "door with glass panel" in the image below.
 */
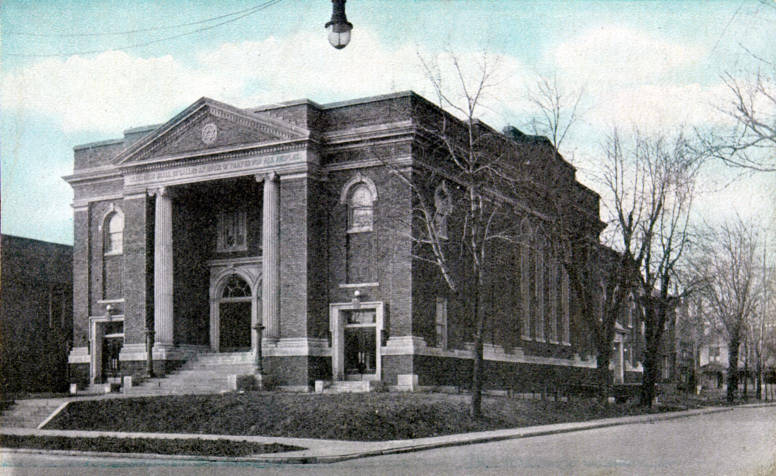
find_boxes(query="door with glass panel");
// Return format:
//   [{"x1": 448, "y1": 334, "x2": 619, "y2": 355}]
[{"x1": 343, "y1": 309, "x2": 377, "y2": 380}]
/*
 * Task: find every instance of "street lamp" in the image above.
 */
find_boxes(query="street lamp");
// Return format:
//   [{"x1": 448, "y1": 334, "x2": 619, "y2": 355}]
[
  {"x1": 325, "y1": 0, "x2": 353, "y2": 49},
  {"x1": 144, "y1": 328, "x2": 155, "y2": 378},
  {"x1": 253, "y1": 322, "x2": 265, "y2": 376}
]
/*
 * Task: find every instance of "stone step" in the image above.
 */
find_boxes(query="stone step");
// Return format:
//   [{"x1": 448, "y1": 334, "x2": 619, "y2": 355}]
[
  {"x1": 175, "y1": 366, "x2": 256, "y2": 375},
  {"x1": 91, "y1": 352, "x2": 258, "y2": 397},
  {"x1": 188, "y1": 358, "x2": 253, "y2": 366}
]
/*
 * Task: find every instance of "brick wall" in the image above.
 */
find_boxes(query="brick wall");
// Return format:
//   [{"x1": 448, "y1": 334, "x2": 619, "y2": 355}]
[{"x1": 1, "y1": 235, "x2": 73, "y2": 393}]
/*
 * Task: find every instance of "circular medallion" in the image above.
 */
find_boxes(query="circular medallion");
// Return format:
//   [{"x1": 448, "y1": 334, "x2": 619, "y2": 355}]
[{"x1": 201, "y1": 122, "x2": 218, "y2": 145}]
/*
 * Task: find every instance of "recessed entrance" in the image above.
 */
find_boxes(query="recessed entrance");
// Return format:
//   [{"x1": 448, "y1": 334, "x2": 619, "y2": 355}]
[
  {"x1": 330, "y1": 301, "x2": 383, "y2": 381},
  {"x1": 90, "y1": 318, "x2": 123, "y2": 384},
  {"x1": 344, "y1": 310, "x2": 378, "y2": 379},
  {"x1": 217, "y1": 274, "x2": 253, "y2": 352},
  {"x1": 220, "y1": 301, "x2": 251, "y2": 351}
]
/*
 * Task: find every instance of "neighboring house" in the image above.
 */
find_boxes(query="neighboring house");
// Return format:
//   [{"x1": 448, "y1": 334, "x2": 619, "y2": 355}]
[
  {"x1": 0, "y1": 235, "x2": 73, "y2": 394},
  {"x1": 65, "y1": 91, "x2": 637, "y2": 392}
]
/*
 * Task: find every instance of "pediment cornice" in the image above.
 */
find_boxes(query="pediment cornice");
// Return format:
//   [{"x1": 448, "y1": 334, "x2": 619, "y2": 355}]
[
  {"x1": 115, "y1": 97, "x2": 310, "y2": 165},
  {"x1": 119, "y1": 138, "x2": 312, "y2": 174}
]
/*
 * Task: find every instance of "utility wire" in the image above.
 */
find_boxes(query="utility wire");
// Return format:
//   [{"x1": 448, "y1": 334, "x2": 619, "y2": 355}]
[
  {"x1": 5, "y1": 3, "x2": 270, "y2": 37},
  {"x1": 5, "y1": 0, "x2": 285, "y2": 58}
]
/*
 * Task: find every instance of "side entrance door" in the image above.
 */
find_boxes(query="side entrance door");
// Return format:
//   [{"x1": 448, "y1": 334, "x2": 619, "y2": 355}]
[{"x1": 343, "y1": 309, "x2": 378, "y2": 380}]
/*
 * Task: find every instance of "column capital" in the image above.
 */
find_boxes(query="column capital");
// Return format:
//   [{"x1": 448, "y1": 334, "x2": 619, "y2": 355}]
[
  {"x1": 147, "y1": 186, "x2": 174, "y2": 198},
  {"x1": 255, "y1": 172, "x2": 280, "y2": 183}
]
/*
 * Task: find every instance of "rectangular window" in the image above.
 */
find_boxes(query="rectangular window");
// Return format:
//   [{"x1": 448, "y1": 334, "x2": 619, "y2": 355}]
[
  {"x1": 534, "y1": 247, "x2": 545, "y2": 342},
  {"x1": 548, "y1": 259, "x2": 558, "y2": 343},
  {"x1": 561, "y1": 267, "x2": 571, "y2": 345},
  {"x1": 217, "y1": 210, "x2": 247, "y2": 252},
  {"x1": 436, "y1": 297, "x2": 448, "y2": 349},
  {"x1": 520, "y1": 244, "x2": 532, "y2": 340}
]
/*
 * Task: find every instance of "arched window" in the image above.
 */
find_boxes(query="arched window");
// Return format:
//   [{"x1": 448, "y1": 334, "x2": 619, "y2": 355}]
[
  {"x1": 433, "y1": 181, "x2": 453, "y2": 240},
  {"x1": 340, "y1": 173, "x2": 377, "y2": 234},
  {"x1": 221, "y1": 274, "x2": 252, "y2": 298},
  {"x1": 349, "y1": 184, "x2": 374, "y2": 232},
  {"x1": 104, "y1": 212, "x2": 124, "y2": 255},
  {"x1": 102, "y1": 208, "x2": 124, "y2": 299}
]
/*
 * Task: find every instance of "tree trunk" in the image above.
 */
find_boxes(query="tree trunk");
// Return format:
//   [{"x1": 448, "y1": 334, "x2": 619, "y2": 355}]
[
  {"x1": 470, "y1": 275, "x2": 485, "y2": 419},
  {"x1": 596, "y1": 352, "x2": 612, "y2": 404},
  {"x1": 755, "y1": 358, "x2": 762, "y2": 400},
  {"x1": 727, "y1": 335, "x2": 740, "y2": 403},
  {"x1": 641, "y1": 348, "x2": 658, "y2": 407},
  {"x1": 743, "y1": 346, "x2": 749, "y2": 399}
]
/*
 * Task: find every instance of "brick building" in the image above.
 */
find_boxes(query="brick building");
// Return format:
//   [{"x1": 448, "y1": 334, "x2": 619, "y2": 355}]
[
  {"x1": 65, "y1": 91, "x2": 626, "y2": 391},
  {"x1": 1, "y1": 235, "x2": 73, "y2": 394}
]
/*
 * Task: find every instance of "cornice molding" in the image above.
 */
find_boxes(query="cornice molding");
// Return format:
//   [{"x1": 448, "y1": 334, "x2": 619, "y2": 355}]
[{"x1": 115, "y1": 97, "x2": 310, "y2": 166}]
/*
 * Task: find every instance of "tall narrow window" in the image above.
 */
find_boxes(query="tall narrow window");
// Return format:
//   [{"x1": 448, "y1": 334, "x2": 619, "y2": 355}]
[
  {"x1": 104, "y1": 212, "x2": 124, "y2": 255},
  {"x1": 548, "y1": 258, "x2": 559, "y2": 343},
  {"x1": 520, "y1": 221, "x2": 532, "y2": 340},
  {"x1": 342, "y1": 176, "x2": 378, "y2": 284},
  {"x1": 103, "y1": 209, "x2": 124, "y2": 299},
  {"x1": 433, "y1": 181, "x2": 453, "y2": 240},
  {"x1": 435, "y1": 297, "x2": 448, "y2": 349},
  {"x1": 534, "y1": 243, "x2": 545, "y2": 342},
  {"x1": 348, "y1": 184, "x2": 374, "y2": 233}
]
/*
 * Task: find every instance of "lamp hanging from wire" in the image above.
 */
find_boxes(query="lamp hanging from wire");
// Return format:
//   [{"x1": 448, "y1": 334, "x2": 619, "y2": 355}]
[{"x1": 325, "y1": 0, "x2": 353, "y2": 49}]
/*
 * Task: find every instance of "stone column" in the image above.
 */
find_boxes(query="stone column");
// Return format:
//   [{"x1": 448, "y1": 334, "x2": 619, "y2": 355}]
[
  {"x1": 258, "y1": 173, "x2": 280, "y2": 340},
  {"x1": 150, "y1": 187, "x2": 174, "y2": 347}
]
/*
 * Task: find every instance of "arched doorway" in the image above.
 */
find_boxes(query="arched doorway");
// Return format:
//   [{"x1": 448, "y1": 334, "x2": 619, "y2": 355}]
[{"x1": 217, "y1": 274, "x2": 252, "y2": 351}]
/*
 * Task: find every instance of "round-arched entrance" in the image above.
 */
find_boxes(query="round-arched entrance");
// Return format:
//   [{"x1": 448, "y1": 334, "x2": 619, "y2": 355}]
[
  {"x1": 210, "y1": 272, "x2": 260, "y2": 352},
  {"x1": 218, "y1": 274, "x2": 251, "y2": 351}
]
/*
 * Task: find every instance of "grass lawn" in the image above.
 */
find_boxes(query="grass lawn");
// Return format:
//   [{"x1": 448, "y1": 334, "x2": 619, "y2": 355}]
[
  {"x1": 0, "y1": 434, "x2": 300, "y2": 457},
  {"x1": 45, "y1": 392, "x2": 674, "y2": 441}
]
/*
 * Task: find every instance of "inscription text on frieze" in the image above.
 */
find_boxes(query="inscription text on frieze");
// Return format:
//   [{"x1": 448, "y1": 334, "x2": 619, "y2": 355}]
[{"x1": 126, "y1": 152, "x2": 303, "y2": 185}]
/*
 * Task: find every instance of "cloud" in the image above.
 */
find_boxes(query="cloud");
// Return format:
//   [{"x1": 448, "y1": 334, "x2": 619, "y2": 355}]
[
  {"x1": 1, "y1": 28, "x2": 535, "y2": 135},
  {"x1": 552, "y1": 26, "x2": 706, "y2": 86},
  {"x1": 0, "y1": 24, "x2": 730, "y2": 140},
  {"x1": 1, "y1": 51, "x2": 230, "y2": 134},
  {"x1": 587, "y1": 82, "x2": 731, "y2": 132},
  {"x1": 0, "y1": 29, "x2": 426, "y2": 135}
]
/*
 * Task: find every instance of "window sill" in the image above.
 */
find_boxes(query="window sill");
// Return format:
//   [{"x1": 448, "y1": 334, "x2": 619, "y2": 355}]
[
  {"x1": 339, "y1": 282, "x2": 379, "y2": 288},
  {"x1": 346, "y1": 227, "x2": 373, "y2": 234}
]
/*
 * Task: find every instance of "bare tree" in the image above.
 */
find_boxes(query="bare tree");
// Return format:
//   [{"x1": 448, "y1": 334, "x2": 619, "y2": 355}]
[
  {"x1": 600, "y1": 128, "x2": 702, "y2": 406},
  {"x1": 385, "y1": 51, "x2": 605, "y2": 415},
  {"x1": 381, "y1": 50, "x2": 527, "y2": 418},
  {"x1": 694, "y1": 218, "x2": 761, "y2": 402},
  {"x1": 701, "y1": 57, "x2": 776, "y2": 172},
  {"x1": 748, "y1": 240, "x2": 773, "y2": 399},
  {"x1": 524, "y1": 72, "x2": 585, "y2": 159},
  {"x1": 509, "y1": 73, "x2": 630, "y2": 403}
]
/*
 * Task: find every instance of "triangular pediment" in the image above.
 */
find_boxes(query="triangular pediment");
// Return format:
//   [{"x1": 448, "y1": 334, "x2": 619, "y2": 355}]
[{"x1": 116, "y1": 97, "x2": 308, "y2": 164}]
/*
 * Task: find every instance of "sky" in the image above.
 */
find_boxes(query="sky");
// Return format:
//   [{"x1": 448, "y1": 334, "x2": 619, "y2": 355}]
[{"x1": 1, "y1": 0, "x2": 775, "y2": 247}]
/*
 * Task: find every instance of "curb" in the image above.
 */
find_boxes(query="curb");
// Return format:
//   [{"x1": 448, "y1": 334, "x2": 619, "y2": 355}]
[
  {"x1": 1, "y1": 406, "x2": 736, "y2": 465},
  {"x1": 258, "y1": 406, "x2": 734, "y2": 464}
]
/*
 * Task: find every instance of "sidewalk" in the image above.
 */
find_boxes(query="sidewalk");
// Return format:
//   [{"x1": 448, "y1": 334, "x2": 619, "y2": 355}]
[{"x1": 0, "y1": 405, "x2": 745, "y2": 464}]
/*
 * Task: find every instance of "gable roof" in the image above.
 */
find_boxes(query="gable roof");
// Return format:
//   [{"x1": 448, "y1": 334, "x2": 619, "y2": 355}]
[{"x1": 114, "y1": 97, "x2": 310, "y2": 165}]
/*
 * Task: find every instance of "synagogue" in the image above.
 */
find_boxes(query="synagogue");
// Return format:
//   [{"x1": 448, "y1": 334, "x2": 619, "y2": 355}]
[{"x1": 66, "y1": 91, "x2": 641, "y2": 392}]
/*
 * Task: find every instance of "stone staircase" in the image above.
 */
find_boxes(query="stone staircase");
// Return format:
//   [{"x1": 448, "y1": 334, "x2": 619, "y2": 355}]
[
  {"x1": 124, "y1": 351, "x2": 256, "y2": 396},
  {"x1": 0, "y1": 398, "x2": 68, "y2": 428}
]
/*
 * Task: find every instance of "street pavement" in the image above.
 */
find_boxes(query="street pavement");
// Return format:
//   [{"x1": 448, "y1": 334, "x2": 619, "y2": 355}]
[{"x1": 1, "y1": 405, "x2": 774, "y2": 475}]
